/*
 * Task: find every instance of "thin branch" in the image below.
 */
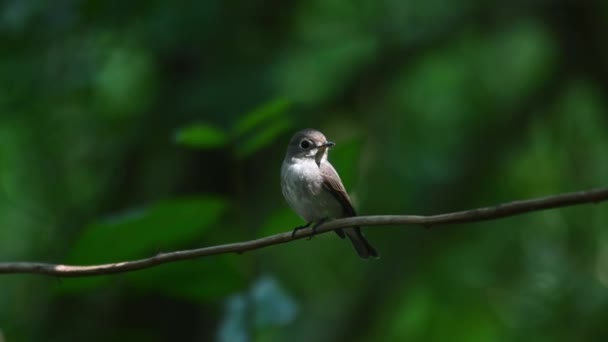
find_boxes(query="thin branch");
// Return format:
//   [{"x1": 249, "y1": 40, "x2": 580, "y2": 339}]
[{"x1": 1, "y1": 187, "x2": 607, "y2": 277}]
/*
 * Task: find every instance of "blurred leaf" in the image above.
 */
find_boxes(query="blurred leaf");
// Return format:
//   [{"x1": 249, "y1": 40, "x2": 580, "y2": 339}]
[
  {"x1": 231, "y1": 98, "x2": 292, "y2": 159},
  {"x1": 94, "y1": 44, "x2": 157, "y2": 119},
  {"x1": 218, "y1": 275, "x2": 298, "y2": 342},
  {"x1": 234, "y1": 115, "x2": 290, "y2": 159},
  {"x1": 258, "y1": 208, "x2": 301, "y2": 238},
  {"x1": 127, "y1": 255, "x2": 246, "y2": 301},
  {"x1": 69, "y1": 196, "x2": 227, "y2": 262},
  {"x1": 275, "y1": 36, "x2": 377, "y2": 103},
  {"x1": 327, "y1": 138, "x2": 362, "y2": 191},
  {"x1": 553, "y1": 82, "x2": 608, "y2": 184},
  {"x1": 59, "y1": 196, "x2": 228, "y2": 293},
  {"x1": 430, "y1": 304, "x2": 499, "y2": 342},
  {"x1": 54, "y1": 276, "x2": 113, "y2": 295},
  {"x1": 477, "y1": 20, "x2": 556, "y2": 108},
  {"x1": 504, "y1": 123, "x2": 564, "y2": 197},
  {"x1": 251, "y1": 275, "x2": 298, "y2": 327},
  {"x1": 233, "y1": 99, "x2": 291, "y2": 137},
  {"x1": 383, "y1": 285, "x2": 432, "y2": 341},
  {"x1": 174, "y1": 123, "x2": 228, "y2": 149},
  {"x1": 218, "y1": 294, "x2": 248, "y2": 342}
]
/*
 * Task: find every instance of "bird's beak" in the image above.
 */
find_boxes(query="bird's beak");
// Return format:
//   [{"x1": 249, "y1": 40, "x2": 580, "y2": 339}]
[
  {"x1": 314, "y1": 141, "x2": 334, "y2": 166},
  {"x1": 319, "y1": 141, "x2": 335, "y2": 149}
]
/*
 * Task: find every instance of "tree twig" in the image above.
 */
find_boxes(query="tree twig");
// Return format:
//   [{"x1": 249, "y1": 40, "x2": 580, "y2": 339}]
[{"x1": 1, "y1": 187, "x2": 607, "y2": 277}]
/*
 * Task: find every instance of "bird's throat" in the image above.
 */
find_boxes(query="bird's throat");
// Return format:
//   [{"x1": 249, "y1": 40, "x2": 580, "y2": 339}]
[{"x1": 314, "y1": 148, "x2": 326, "y2": 167}]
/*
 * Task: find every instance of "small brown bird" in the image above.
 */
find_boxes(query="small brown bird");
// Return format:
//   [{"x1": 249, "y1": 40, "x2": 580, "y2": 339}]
[{"x1": 280, "y1": 129, "x2": 379, "y2": 259}]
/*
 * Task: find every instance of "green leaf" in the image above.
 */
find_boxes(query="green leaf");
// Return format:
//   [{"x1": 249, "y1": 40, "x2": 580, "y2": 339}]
[
  {"x1": 94, "y1": 45, "x2": 157, "y2": 119},
  {"x1": 174, "y1": 124, "x2": 228, "y2": 149},
  {"x1": 70, "y1": 196, "x2": 228, "y2": 263},
  {"x1": 233, "y1": 99, "x2": 291, "y2": 137},
  {"x1": 126, "y1": 255, "x2": 246, "y2": 302},
  {"x1": 54, "y1": 276, "x2": 113, "y2": 295},
  {"x1": 234, "y1": 116, "x2": 290, "y2": 159},
  {"x1": 59, "y1": 196, "x2": 228, "y2": 293},
  {"x1": 386, "y1": 285, "x2": 432, "y2": 340},
  {"x1": 258, "y1": 208, "x2": 301, "y2": 238},
  {"x1": 327, "y1": 138, "x2": 362, "y2": 190}
]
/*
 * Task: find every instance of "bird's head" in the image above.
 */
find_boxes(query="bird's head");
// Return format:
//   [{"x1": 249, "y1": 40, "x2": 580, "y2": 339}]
[{"x1": 285, "y1": 129, "x2": 335, "y2": 166}]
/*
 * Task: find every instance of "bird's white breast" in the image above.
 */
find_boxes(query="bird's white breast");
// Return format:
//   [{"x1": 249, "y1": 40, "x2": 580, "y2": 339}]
[{"x1": 281, "y1": 158, "x2": 342, "y2": 222}]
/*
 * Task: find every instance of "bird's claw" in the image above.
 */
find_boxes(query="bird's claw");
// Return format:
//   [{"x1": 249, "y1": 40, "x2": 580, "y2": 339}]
[
  {"x1": 291, "y1": 222, "x2": 312, "y2": 238},
  {"x1": 291, "y1": 218, "x2": 330, "y2": 240},
  {"x1": 308, "y1": 217, "x2": 329, "y2": 240}
]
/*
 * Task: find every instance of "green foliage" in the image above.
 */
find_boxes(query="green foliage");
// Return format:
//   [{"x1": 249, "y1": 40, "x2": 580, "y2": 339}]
[
  {"x1": 325, "y1": 138, "x2": 362, "y2": 191},
  {"x1": 175, "y1": 124, "x2": 229, "y2": 149},
  {"x1": 276, "y1": 38, "x2": 377, "y2": 103},
  {"x1": 68, "y1": 197, "x2": 227, "y2": 264},
  {"x1": 126, "y1": 256, "x2": 246, "y2": 302},
  {"x1": 233, "y1": 99, "x2": 291, "y2": 137},
  {"x1": 233, "y1": 117, "x2": 291, "y2": 159},
  {"x1": 57, "y1": 197, "x2": 227, "y2": 294},
  {"x1": 94, "y1": 44, "x2": 157, "y2": 118},
  {"x1": 1, "y1": 1, "x2": 608, "y2": 341},
  {"x1": 232, "y1": 99, "x2": 292, "y2": 158},
  {"x1": 258, "y1": 208, "x2": 302, "y2": 238},
  {"x1": 175, "y1": 99, "x2": 292, "y2": 157}
]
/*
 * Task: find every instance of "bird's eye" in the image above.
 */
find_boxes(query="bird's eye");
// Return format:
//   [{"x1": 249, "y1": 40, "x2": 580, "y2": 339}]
[{"x1": 300, "y1": 139, "x2": 311, "y2": 149}]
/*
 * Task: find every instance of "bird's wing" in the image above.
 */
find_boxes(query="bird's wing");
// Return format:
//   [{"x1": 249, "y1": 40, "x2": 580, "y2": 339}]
[
  {"x1": 320, "y1": 162, "x2": 356, "y2": 240},
  {"x1": 320, "y1": 162, "x2": 357, "y2": 217}
]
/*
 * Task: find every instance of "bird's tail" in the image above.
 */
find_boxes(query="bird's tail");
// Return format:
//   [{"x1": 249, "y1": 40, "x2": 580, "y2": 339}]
[{"x1": 344, "y1": 227, "x2": 379, "y2": 259}]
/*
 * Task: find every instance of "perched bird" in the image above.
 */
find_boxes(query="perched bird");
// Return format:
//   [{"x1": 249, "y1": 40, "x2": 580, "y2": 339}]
[{"x1": 281, "y1": 128, "x2": 379, "y2": 259}]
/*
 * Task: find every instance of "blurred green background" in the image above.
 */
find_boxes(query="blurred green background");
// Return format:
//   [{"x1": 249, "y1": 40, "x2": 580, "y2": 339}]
[{"x1": 1, "y1": 0, "x2": 608, "y2": 341}]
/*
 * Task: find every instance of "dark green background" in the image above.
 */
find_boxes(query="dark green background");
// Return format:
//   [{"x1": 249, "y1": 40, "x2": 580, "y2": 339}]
[{"x1": 1, "y1": 1, "x2": 608, "y2": 341}]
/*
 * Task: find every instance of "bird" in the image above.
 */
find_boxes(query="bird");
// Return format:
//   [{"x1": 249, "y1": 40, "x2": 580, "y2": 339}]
[{"x1": 280, "y1": 128, "x2": 379, "y2": 259}]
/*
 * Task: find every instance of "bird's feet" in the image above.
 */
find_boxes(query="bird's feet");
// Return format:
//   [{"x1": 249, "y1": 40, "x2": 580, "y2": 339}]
[
  {"x1": 291, "y1": 218, "x2": 330, "y2": 240},
  {"x1": 308, "y1": 217, "x2": 329, "y2": 240},
  {"x1": 291, "y1": 222, "x2": 312, "y2": 238}
]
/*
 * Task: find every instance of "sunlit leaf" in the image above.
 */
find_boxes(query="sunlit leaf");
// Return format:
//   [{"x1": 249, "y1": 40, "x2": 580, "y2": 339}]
[
  {"x1": 258, "y1": 208, "x2": 301, "y2": 238},
  {"x1": 94, "y1": 45, "x2": 157, "y2": 118},
  {"x1": 385, "y1": 285, "x2": 432, "y2": 340},
  {"x1": 234, "y1": 116, "x2": 290, "y2": 159},
  {"x1": 276, "y1": 37, "x2": 377, "y2": 104},
  {"x1": 327, "y1": 138, "x2": 362, "y2": 190},
  {"x1": 174, "y1": 124, "x2": 228, "y2": 149},
  {"x1": 233, "y1": 99, "x2": 291, "y2": 137},
  {"x1": 69, "y1": 196, "x2": 227, "y2": 263},
  {"x1": 58, "y1": 196, "x2": 228, "y2": 293},
  {"x1": 126, "y1": 255, "x2": 246, "y2": 301}
]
